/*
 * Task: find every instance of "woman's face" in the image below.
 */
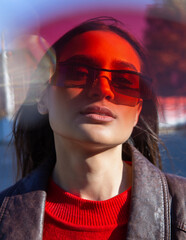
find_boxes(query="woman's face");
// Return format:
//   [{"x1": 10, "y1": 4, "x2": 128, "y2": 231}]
[{"x1": 39, "y1": 30, "x2": 142, "y2": 148}]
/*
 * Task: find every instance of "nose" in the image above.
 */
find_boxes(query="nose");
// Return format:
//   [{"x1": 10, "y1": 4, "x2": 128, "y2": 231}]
[{"x1": 87, "y1": 75, "x2": 114, "y2": 100}]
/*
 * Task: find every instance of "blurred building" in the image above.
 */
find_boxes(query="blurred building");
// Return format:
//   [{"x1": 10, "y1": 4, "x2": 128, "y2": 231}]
[{"x1": 0, "y1": 40, "x2": 37, "y2": 142}]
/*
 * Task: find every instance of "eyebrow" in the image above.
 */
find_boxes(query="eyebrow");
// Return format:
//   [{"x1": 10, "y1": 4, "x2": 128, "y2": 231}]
[
  {"x1": 61, "y1": 55, "x2": 138, "y2": 71},
  {"x1": 111, "y1": 59, "x2": 138, "y2": 71},
  {"x1": 61, "y1": 55, "x2": 100, "y2": 66}
]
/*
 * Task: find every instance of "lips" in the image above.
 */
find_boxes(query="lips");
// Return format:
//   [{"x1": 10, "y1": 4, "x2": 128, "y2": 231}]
[{"x1": 80, "y1": 106, "x2": 116, "y2": 119}]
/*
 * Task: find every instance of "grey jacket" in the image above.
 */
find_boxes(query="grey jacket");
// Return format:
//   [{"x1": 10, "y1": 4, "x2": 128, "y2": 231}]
[{"x1": 0, "y1": 148, "x2": 185, "y2": 240}]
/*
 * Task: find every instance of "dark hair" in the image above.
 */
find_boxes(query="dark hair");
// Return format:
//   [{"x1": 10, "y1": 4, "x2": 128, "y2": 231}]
[{"x1": 13, "y1": 16, "x2": 162, "y2": 178}]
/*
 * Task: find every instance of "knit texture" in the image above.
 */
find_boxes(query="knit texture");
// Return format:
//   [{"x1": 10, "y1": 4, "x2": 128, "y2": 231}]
[{"x1": 43, "y1": 178, "x2": 131, "y2": 239}]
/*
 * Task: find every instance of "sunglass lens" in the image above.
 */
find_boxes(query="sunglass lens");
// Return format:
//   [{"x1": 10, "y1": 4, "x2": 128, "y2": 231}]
[{"x1": 52, "y1": 64, "x2": 89, "y2": 87}]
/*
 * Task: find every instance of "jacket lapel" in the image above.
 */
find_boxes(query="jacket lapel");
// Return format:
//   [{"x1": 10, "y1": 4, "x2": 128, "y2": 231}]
[{"x1": 126, "y1": 147, "x2": 170, "y2": 240}]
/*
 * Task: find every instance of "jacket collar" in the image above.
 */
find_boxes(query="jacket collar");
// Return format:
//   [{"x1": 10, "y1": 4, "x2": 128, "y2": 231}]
[{"x1": 0, "y1": 148, "x2": 170, "y2": 240}]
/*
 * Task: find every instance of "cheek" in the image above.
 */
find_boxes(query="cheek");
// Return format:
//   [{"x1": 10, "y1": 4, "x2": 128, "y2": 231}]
[
  {"x1": 117, "y1": 107, "x2": 140, "y2": 139},
  {"x1": 48, "y1": 87, "x2": 82, "y2": 112},
  {"x1": 47, "y1": 87, "x2": 82, "y2": 130},
  {"x1": 49, "y1": 86, "x2": 82, "y2": 101},
  {"x1": 120, "y1": 106, "x2": 139, "y2": 124}
]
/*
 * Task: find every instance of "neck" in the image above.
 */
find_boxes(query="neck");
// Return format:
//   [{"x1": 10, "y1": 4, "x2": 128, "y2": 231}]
[{"x1": 52, "y1": 135, "x2": 132, "y2": 201}]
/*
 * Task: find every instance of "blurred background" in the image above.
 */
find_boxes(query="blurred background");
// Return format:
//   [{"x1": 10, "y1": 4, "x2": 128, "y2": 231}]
[{"x1": 0, "y1": 0, "x2": 186, "y2": 191}]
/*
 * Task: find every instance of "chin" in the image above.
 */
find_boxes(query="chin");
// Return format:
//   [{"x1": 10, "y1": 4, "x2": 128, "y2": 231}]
[{"x1": 73, "y1": 127, "x2": 124, "y2": 148}]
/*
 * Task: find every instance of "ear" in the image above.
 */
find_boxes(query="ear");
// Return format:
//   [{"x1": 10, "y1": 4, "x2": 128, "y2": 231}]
[
  {"x1": 133, "y1": 99, "x2": 143, "y2": 127},
  {"x1": 37, "y1": 88, "x2": 48, "y2": 115}
]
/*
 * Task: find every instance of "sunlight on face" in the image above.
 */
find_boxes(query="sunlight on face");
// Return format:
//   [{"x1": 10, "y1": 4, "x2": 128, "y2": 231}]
[{"x1": 40, "y1": 30, "x2": 142, "y2": 148}]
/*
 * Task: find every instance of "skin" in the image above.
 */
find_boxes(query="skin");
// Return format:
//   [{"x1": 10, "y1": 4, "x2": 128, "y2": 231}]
[{"x1": 38, "y1": 30, "x2": 142, "y2": 201}]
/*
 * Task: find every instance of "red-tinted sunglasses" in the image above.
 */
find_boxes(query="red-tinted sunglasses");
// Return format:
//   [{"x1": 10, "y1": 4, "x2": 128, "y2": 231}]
[{"x1": 50, "y1": 62, "x2": 152, "y2": 106}]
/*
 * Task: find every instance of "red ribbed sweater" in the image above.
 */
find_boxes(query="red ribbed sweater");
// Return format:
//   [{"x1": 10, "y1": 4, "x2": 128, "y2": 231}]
[{"x1": 43, "y1": 178, "x2": 131, "y2": 240}]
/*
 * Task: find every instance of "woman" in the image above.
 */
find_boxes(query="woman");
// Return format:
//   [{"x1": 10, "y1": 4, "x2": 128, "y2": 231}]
[{"x1": 0, "y1": 17, "x2": 185, "y2": 240}]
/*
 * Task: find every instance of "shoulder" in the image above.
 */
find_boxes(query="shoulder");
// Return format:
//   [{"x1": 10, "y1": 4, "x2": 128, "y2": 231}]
[
  {"x1": 165, "y1": 173, "x2": 186, "y2": 196},
  {"x1": 165, "y1": 173, "x2": 186, "y2": 236},
  {"x1": 164, "y1": 173, "x2": 186, "y2": 214},
  {"x1": 0, "y1": 181, "x2": 23, "y2": 207},
  {"x1": 0, "y1": 159, "x2": 55, "y2": 207}
]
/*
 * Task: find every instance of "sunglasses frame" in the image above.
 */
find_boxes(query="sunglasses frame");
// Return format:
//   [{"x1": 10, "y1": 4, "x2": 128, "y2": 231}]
[{"x1": 50, "y1": 61, "x2": 152, "y2": 100}]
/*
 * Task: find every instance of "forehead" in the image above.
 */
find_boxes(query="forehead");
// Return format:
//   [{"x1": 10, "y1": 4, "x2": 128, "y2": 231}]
[{"x1": 59, "y1": 30, "x2": 141, "y2": 71}]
